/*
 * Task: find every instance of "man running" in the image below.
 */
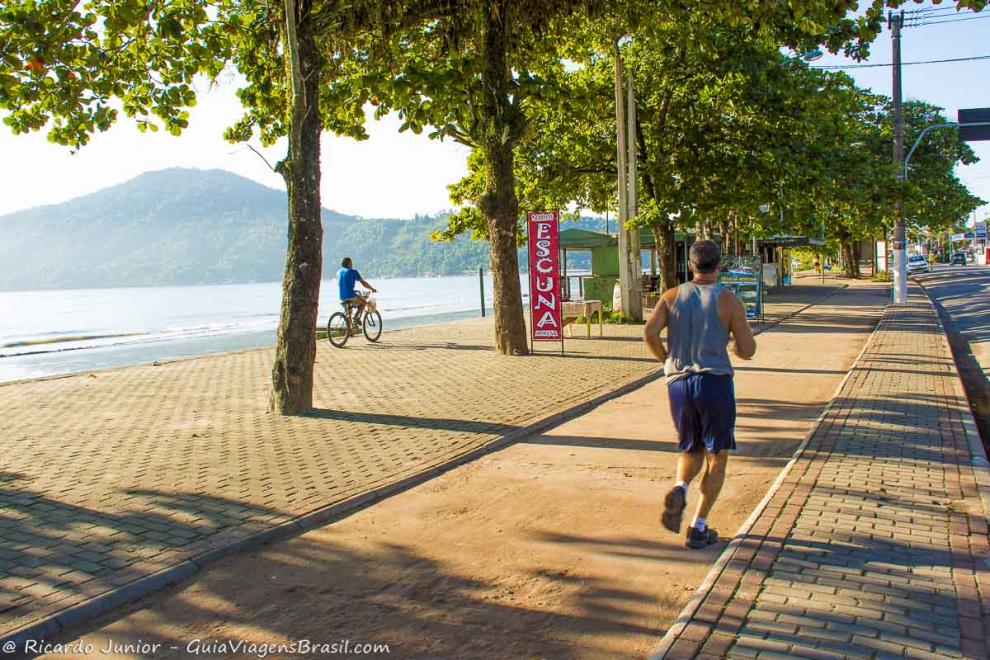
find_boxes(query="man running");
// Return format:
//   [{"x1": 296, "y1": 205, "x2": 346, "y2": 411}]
[
  {"x1": 337, "y1": 257, "x2": 377, "y2": 324},
  {"x1": 643, "y1": 240, "x2": 756, "y2": 549}
]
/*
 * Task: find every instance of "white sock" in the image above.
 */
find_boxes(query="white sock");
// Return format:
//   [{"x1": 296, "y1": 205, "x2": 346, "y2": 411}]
[
  {"x1": 675, "y1": 480, "x2": 688, "y2": 491},
  {"x1": 693, "y1": 516, "x2": 707, "y2": 531}
]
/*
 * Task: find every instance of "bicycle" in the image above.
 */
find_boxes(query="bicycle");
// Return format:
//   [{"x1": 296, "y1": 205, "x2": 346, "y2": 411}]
[{"x1": 326, "y1": 292, "x2": 383, "y2": 347}]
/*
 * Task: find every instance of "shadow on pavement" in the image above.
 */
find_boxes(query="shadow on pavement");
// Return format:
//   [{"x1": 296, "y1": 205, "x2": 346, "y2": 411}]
[
  {"x1": 305, "y1": 409, "x2": 509, "y2": 434},
  {"x1": 918, "y1": 269, "x2": 990, "y2": 345},
  {"x1": 0, "y1": 474, "x2": 287, "y2": 632},
  {"x1": 730, "y1": 531, "x2": 961, "y2": 657},
  {"x1": 362, "y1": 342, "x2": 494, "y2": 353},
  {"x1": 45, "y1": 531, "x2": 674, "y2": 659}
]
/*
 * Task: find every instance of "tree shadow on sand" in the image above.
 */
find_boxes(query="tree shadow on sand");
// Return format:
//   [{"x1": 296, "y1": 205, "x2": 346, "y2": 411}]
[{"x1": 45, "y1": 530, "x2": 687, "y2": 659}]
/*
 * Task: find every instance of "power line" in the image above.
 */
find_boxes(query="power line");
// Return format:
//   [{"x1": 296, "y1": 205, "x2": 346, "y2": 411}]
[
  {"x1": 905, "y1": 5, "x2": 973, "y2": 15},
  {"x1": 813, "y1": 54, "x2": 990, "y2": 69},
  {"x1": 904, "y1": 9, "x2": 989, "y2": 26},
  {"x1": 902, "y1": 6, "x2": 975, "y2": 23},
  {"x1": 912, "y1": 13, "x2": 990, "y2": 26}
]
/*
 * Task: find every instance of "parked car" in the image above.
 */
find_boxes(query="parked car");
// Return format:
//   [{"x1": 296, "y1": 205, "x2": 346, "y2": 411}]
[
  {"x1": 907, "y1": 254, "x2": 930, "y2": 274},
  {"x1": 951, "y1": 252, "x2": 968, "y2": 266}
]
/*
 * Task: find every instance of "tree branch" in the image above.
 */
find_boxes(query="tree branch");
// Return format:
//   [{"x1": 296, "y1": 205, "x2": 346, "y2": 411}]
[
  {"x1": 284, "y1": 0, "x2": 305, "y2": 112},
  {"x1": 246, "y1": 143, "x2": 276, "y2": 172}
]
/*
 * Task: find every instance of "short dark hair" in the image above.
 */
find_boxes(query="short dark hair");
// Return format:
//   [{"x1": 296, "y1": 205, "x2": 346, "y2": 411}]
[
  {"x1": 341, "y1": 257, "x2": 352, "y2": 268},
  {"x1": 689, "y1": 240, "x2": 721, "y2": 274}
]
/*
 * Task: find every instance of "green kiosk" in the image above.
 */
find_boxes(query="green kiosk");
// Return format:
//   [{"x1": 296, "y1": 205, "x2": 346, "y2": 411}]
[{"x1": 557, "y1": 227, "x2": 697, "y2": 307}]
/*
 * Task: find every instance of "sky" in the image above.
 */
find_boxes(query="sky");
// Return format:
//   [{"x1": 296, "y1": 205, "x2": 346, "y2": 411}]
[
  {"x1": 0, "y1": 80, "x2": 472, "y2": 220},
  {"x1": 0, "y1": 3, "x2": 987, "y2": 223}
]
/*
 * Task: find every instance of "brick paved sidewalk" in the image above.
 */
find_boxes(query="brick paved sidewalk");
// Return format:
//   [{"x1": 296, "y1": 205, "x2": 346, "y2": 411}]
[
  {"x1": 0, "y1": 285, "x2": 837, "y2": 646},
  {"x1": 654, "y1": 289, "x2": 990, "y2": 659}
]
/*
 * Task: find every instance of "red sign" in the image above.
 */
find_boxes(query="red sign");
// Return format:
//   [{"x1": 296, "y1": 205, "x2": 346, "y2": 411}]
[{"x1": 527, "y1": 211, "x2": 562, "y2": 341}]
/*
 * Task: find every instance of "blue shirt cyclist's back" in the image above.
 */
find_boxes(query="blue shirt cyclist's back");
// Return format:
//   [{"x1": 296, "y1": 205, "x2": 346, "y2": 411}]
[{"x1": 338, "y1": 267, "x2": 361, "y2": 301}]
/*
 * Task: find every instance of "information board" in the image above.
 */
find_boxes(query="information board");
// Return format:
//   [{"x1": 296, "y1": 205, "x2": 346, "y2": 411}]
[
  {"x1": 718, "y1": 255, "x2": 762, "y2": 320},
  {"x1": 527, "y1": 211, "x2": 563, "y2": 341}
]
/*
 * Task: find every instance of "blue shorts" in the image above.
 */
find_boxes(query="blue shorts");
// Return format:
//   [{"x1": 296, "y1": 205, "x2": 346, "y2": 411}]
[{"x1": 667, "y1": 373, "x2": 736, "y2": 453}]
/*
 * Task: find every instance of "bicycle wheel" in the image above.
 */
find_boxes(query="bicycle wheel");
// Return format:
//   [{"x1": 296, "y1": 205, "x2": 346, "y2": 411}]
[
  {"x1": 326, "y1": 312, "x2": 351, "y2": 347},
  {"x1": 363, "y1": 309, "x2": 383, "y2": 343}
]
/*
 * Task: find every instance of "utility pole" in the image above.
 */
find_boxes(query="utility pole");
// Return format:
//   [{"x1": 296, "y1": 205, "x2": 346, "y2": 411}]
[
  {"x1": 613, "y1": 41, "x2": 638, "y2": 320},
  {"x1": 891, "y1": 10, "x2": 908, "y2": 304},
  {"x1": 626, "y1": 62, "x2": 643, "y2": 320}
]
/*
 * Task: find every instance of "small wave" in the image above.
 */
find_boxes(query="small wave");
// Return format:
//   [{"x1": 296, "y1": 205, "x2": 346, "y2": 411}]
[
  {"x1": 1, "y1": 319, "x2": 279, "y2": 359},
  {"x1": 0, "y1": 332, "x2": 142, "y2": 349}
]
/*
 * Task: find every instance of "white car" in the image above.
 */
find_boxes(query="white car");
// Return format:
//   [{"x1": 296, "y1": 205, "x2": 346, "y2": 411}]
[{"x1": 907, "y1": 254, "x2": 930, "y2": 274}]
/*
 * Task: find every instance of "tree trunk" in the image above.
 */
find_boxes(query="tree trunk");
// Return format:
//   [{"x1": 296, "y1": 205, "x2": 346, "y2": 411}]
[
  {"x1": 270, "y1": 1, "x2": 323, "y2": 414},
  {"x1": 717, "y1": 211, "x2": 731, "y2": 249},
  {"x1": 636, "y1": 117, "x2": 677, "y2": 291},
  {"x1": 482, "y1": 141, "x2": 528, "y2": 354},
  {"x1": 477, "y1": 0, "x2": 528, "y2": 355},
  {"x1": 652, "y1": 219, "x2": 677, "y2": 292},
  {"x1": 733, "y1": 212, "x2": 741, "y2": 256},
  {"x1": 695, "y1": 216, "x2": 708, "y2": 240},
  {"x1": 836, "y1": 227, "x2": 857, "y2": 279},
  {"x1": 842, "y1": 241, "x2": 856, "y2": 278}
]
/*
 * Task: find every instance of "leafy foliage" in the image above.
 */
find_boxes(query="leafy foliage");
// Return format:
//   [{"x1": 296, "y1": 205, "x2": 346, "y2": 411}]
[{"x1": 489, "y1": 5, "x2": 984, "y2": 284}]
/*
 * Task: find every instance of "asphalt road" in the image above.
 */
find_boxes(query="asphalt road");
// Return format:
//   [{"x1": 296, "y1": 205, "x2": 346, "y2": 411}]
[
  {"x1": 917, "y1": 264, "x2": 990, "y2": 376},
  {"x1": 916, "y1": 263, "x2": 990, "y2": 443}
]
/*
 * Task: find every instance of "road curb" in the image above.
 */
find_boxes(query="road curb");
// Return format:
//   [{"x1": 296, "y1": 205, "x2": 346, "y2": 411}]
[
  {"x1": 1, "y1": 285, "x2": 847, "y2": 654},
  {"x1": 915, "y1": 279, "x2": 990, "y2": 525},
  {"x1": 649, "y1": 285, "x2": 875, "y2": 660}
]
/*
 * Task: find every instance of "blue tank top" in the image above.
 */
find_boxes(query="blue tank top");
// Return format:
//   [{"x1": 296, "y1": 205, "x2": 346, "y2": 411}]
[
  {"x1": 664, "y1": 282, "x2": 734, "y2": 383},
  {"x1": 337, "y1": 267, "x2": 361, "y2": 301}
]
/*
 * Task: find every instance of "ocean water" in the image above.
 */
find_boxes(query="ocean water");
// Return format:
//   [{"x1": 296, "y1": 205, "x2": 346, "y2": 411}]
[{"x1": 0, "y1": 274, "x2": 532, "y2": 383}]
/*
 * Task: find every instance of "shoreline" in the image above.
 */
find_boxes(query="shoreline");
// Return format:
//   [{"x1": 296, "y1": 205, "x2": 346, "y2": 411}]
[
  {"x1": 0, "y1": 273, "x2": 536, "y2": 384},
  {"x1": 0, "y1": 310, "x2": 499, "y2": 388}
]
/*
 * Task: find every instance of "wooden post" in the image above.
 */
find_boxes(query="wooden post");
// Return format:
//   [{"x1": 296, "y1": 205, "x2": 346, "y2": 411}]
[{"x1": 479, "y1": 266, "x2": 486, "y2": 317}]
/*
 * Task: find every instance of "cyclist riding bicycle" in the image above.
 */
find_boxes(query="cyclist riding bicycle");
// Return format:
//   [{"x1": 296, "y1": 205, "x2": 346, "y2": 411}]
[{"x1": 337, "y1": 257, "x2": 377, "y2": 325}]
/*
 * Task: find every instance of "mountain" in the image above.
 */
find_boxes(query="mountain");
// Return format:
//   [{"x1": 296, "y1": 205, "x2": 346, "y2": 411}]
[
  {"x1": 0, "y1": 168, "x2": 605, "y2": 291},
  {"x1": 0, "y1": 169, "x2": 459, "y2": 290}
]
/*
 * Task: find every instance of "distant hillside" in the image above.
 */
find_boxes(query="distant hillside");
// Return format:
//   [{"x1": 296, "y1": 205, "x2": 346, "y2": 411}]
[{"x1": 0, "y1": 168, "x2": 605, "y2": 291}]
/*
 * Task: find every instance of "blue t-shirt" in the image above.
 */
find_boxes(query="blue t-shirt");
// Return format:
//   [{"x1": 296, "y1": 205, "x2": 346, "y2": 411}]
[{"x1": 338, "y1": 267, "x2": 361, "y2": 301}]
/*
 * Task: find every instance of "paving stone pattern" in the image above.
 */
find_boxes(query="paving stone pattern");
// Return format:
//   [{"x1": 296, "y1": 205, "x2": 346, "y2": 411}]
[
  {"x1": 661, "y1": 293, "x2": 990, "y2": 659},
  {"x1": 0, "y1": 286, "x2": 833, "y2": 639}
]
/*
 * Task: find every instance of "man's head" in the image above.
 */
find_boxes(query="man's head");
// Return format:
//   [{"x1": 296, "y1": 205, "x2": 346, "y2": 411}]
[
  {"x1": 689, "y1": 240, "x2": 721, "y2": 275},
  {"x1": 341, "y1": 257, "x2": 352, "y2": 269}
]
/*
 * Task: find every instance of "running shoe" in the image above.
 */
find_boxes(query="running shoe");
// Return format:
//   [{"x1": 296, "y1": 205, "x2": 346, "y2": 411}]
[
  {"x1": 685, "y1": 526, "x2": 719, "y2": 549},
  {"x1": 661, "y1": 485, "x2": 686, "y2": 532}
]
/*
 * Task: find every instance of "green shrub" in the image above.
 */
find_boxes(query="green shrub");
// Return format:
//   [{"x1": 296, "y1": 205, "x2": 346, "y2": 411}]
[{"x1": 575, "y1": 304, "x2": 640, "y2": 325}]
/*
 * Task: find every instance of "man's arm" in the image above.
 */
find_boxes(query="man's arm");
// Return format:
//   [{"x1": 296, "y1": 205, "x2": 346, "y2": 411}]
[
  {"x1": 728, "y1": 295, "x2": 756, "y2": 359},
  {"x1": 359, "y1": 278, "x2": 377, "y2": 293},
  {"x1": 643, "y1": 289, "x2": 674, "y2": 362}
]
